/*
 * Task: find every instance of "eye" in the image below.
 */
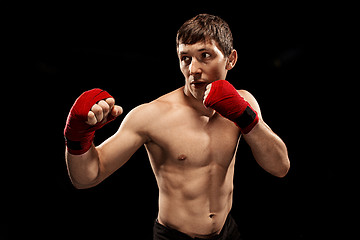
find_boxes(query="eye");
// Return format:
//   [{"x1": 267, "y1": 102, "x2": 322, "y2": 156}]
[
  {"x1": 181, "y1": 56, "x2": 191, "y2": 65},
  {"x1": 201, "y1": 52, "x2": 211, "y2": 59}
]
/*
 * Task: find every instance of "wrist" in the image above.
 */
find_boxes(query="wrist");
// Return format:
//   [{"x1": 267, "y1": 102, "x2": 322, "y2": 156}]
[
  {"x1": 234, "y1": 106, "x2": 259, "y2": 134},
  {"x1": 65, "y1": 131, "x2": 95, "y2": 155}
]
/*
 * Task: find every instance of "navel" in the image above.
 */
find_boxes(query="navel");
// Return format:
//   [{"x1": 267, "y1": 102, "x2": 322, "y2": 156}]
[{"x1": 177, "y1": 154, "x2": 187, "y2": 161}]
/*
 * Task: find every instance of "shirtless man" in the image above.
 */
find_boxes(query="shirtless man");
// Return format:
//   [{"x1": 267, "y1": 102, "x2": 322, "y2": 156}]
[{"x1": 64, "y1": 14, "x2": 290, "y2": 240}]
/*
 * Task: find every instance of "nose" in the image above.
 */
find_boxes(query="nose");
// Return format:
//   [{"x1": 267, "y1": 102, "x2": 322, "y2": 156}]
[{"x1": 189, "y1": 58, "x2": 202, "y2": 75}]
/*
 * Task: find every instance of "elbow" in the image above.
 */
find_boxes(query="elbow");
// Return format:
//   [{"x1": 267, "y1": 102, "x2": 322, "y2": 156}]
[
  {"x1": 274, "y1": 167, "x2": 289, "y2": 178},
  {"x1": 272, "y1": 143, "x2": 290, "y2": 178},
  {"x1": 273, "y1": 157, "x2": 290, "y2": 178},
  {"x1": 72, "y1": 181, "x2": 98, "y2": 190},
  {"x1": 69, "y1": 176, "x2": 100, "y2": 190},
  {"x1": 73, "y1": 183, "x2": 92, "y2": 190}
]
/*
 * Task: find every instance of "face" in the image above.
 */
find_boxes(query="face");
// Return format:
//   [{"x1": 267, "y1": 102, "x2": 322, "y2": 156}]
[{"x1": 177, "y1": 39, "x2": 237, "y2": 101}]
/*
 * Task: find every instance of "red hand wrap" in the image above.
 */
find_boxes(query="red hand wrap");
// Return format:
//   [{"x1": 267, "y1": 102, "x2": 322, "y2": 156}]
[
  {"x1": 64, "y1": 88, "x2": 116, "y2": 155},
  {"x1": 204, "y1": 80, "x2": 259, "y2": 134}
]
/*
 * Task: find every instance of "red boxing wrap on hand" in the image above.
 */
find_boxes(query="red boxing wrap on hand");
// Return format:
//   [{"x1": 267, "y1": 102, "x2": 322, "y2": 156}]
[
  {"x1": 204, "y1": 80, "x2": 259, "y2": 134},
  {"x1": 64, "y1": 88, "x2": 116, "y2": 155}
]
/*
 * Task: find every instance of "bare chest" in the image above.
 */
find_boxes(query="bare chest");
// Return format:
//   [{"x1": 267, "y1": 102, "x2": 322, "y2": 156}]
[{"x1": 146, "y1": 112, "x2": 241, "y2": 169}]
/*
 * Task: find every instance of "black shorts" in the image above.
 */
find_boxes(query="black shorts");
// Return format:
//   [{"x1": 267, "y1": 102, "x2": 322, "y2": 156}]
[{"x1": 153, "y1": 213, "x2": 242, "y2": 240}]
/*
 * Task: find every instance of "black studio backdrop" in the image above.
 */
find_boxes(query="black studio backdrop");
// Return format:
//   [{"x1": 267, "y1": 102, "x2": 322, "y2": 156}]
[{"x1": 10, "y1": 3, "x2": 343, "y2": 240}]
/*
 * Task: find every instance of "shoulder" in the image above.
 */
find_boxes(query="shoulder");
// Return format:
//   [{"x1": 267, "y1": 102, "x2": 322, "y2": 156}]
[
  {"x1": 122, "y1": 88, "x2": 183, "y2": 128},
  {"x1": 237, "y1": 89, "x2": 262, "y2": 119},
  {"x1": 144, "y1": 88, "x2": 183, "y2": 113}
]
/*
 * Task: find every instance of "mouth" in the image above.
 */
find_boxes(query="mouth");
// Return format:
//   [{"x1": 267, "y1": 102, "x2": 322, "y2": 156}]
[{"x1": 191, "y1": 81, "x2": 208, "y2": 89}]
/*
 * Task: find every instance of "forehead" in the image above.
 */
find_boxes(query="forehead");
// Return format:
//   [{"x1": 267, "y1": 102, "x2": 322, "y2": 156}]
[{"x1": 177, "y1": 39, "x2": 224, "y2": 56}]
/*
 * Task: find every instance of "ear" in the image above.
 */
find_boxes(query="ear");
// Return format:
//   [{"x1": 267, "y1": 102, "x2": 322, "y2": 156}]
[{"x1": 226, "y1": 49, "x2": 238, "y2": 70}]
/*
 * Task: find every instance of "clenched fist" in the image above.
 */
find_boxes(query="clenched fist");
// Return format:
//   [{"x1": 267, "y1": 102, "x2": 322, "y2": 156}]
[
  {"x1": 64, "y1": 89, "x2": 122, "y2": 155},
  {"x1": 86, "y1": 98, "x2": 123, "y2": 125}
]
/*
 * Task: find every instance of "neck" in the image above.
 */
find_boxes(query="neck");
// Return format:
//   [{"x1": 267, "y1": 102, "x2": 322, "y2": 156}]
[{"x1": 182, "y1": 86, "x2": 215, "y2": 117}]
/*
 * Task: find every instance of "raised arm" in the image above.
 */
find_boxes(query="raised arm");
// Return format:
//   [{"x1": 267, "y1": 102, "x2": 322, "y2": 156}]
[
  {"x1": 204, "y1": 80, "x2": 290, "y2": 177},
  {"x1": 238, "y1": 90, "x2": 290, "y2": 177},
  {"x1": 64, "y1": 89, "x2": 149, "y2": 189}
]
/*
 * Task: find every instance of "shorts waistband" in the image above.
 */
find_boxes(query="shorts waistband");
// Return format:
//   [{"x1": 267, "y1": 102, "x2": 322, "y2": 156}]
[{"x1": 154, "y1": 214, "x2": 234, "y2": 240}]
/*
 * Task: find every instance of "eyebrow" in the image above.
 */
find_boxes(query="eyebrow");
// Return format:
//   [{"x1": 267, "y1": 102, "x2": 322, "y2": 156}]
[
  {"x1": 179, "y1": 48, "x2": 211, "y2": 55},
  {"x1": 197, "y1": 48, "x2": 210, "y2": 52}
]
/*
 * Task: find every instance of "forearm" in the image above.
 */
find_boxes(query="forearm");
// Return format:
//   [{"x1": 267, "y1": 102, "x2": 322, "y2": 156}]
[
  {"x1": 243, "y1": 119, "x2": 290, "y2": 177},
  {"x1": 203, "y1": 81, "x2": 289, "y2": 177},
  {"x1": 65, "y1": 144, "x2": 101, "y2": 189}
]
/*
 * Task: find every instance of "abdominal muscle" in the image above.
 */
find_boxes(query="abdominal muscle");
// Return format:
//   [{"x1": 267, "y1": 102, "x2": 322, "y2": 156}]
[{"x1": 156, "y1": 162, "x2": 235, "y2": 238}]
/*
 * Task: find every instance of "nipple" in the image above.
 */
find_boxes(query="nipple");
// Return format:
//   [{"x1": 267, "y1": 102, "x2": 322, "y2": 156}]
[{"x1": 178, "y1": 154, "x2": 187, "y2": 161}]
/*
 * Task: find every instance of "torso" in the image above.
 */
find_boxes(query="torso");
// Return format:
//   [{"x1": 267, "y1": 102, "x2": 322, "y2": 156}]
[{"x1": 144, "y1": 87, "x2": 241, "y2": 238}]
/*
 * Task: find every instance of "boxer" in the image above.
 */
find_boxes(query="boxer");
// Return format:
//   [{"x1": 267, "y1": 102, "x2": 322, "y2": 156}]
[{"x1": 65, "y1": 14, "x2": 290, "y2": 240}]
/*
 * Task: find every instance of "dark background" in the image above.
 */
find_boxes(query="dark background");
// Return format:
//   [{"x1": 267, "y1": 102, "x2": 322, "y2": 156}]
[{"x1": 8, "y1": 2, "x2": 350, "y2": 240}]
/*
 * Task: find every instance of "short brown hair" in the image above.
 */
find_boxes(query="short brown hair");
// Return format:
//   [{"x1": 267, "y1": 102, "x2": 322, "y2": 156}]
[{"x1": 176, "y1": 14, "x2": 233, "y2": 57}]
